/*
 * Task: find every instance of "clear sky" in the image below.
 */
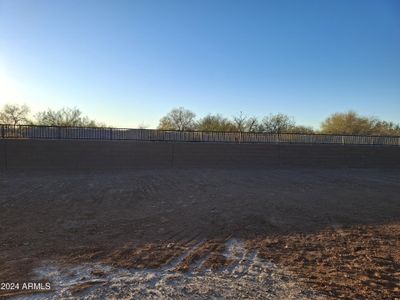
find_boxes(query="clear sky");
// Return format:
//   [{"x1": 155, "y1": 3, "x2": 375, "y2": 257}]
[{"x1": 0, "y1": 0, "x2": 399, "y2": 129}]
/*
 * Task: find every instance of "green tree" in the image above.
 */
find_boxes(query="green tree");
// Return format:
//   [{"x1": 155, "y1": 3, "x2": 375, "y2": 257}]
[
  {"x1": 372, "y1": 120, "x2": 400, "y2": 136},
  {"x1": 158, "y1": 107, "x2": 196, "y2": 131},
  {"x1": 0, "y1": 103, "x2": 31, "y2": 125},
  {"x1": 35, "y1": 107, "x2": 100, "y2": 127},
  {"x1": 196, "y1": 114, "x2": 237, "y2": 132},
  {"x1": 320, "y1": 111, "x2": 376, "y2": 135}
]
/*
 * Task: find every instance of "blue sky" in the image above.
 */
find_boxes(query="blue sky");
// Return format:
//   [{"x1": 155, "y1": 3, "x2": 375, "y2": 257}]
[{"x1": 0, "y1": 0, "x2": 399, "y2": 128}]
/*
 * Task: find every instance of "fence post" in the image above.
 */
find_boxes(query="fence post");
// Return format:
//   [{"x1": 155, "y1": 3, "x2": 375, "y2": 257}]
[
  {"x1": 1, "y1": 125, "x2": 4, "y2": 139},
  {"x1": 110, "y1": 128, "x2": 113, "y2": 140}
]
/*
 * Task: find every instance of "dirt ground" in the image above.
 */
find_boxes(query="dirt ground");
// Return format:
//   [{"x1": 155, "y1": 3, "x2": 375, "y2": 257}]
[{"x1": 0, "y1": 169, "x2": 399, "y2": 299}]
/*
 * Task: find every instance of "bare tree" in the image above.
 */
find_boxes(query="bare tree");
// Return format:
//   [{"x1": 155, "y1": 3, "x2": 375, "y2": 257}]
[
  {"x1": 246, "y1": 116, "x2": 259, "y2": 132},
  {"x1": 232, "y1": 111, "x2": 247, "y2": 132},
  {"x1": 35, "y1": 107, "x2": 99, "y2": 127},
  {"x1": 138, "y1": 123, "x2": 149, "y2": 129},
  {"x1": 158, "y1": 107, "x2": 196, "y2": 131},
  {"x1": 0, "y1": 104, "x2": 31, "y2": 125},
  {"x1": 286, "y1": 125, "x2": 315, "y2": 134},
  {"x1": 232, "y1": 112, "x2": 259, "y2": 132},
  {"x1": 261, "y1": 113, "x2": 295, "y2": 133}
]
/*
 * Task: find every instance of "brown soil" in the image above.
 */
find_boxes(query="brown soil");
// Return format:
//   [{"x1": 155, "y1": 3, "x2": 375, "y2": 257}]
[
  {"x1": 68, "y1": 281, "x2": 107, "y2": 295},
  {"x1": 250, "y1": 224, "x2": 400, "y2": 299},
  {"x1": 0, "y1": 169, "x2": 399, "y2": 298}
]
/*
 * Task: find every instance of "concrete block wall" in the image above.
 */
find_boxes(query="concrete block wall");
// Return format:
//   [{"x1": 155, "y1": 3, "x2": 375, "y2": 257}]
[
  {"x1": 2, "y1": 140, "x2": 174, "y2": 170},
  {"x1": 1, "y1": 139, "x2": 399, "y2": 171},
  {"x1": 278, "y1": 144, "x2": 400, "y2": 168},
  {"x1": 173, "y1": 143, "x2": 281, "y2": 168},
  {"x1": 0, "y1": 140, "x2": 6, "y2": 171}
]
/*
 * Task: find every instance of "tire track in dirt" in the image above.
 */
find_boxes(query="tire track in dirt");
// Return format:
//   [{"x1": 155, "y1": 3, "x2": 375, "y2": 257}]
[
  {"x1": 11, "y1": 238, "x2": 323, "y2": 299},
  {"x1": 2, "y1": 170, "x2": 399, "y2": 299}
]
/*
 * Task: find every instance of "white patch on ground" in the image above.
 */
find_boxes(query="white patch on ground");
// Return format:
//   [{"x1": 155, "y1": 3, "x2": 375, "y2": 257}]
[{"x1": 12, "y1": 239, "x2": 325, "y2": 300}]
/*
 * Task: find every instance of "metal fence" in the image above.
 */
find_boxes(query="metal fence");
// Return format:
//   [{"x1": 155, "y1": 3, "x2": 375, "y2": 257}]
[{"x1": 1, "y1": 124, "x2": 399, "y2": 146}]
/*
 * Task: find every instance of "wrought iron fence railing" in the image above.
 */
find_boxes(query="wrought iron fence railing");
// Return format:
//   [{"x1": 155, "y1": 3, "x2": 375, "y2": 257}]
[{"x1": 1, "y1": 124, "x2": 399, "y2": 146}]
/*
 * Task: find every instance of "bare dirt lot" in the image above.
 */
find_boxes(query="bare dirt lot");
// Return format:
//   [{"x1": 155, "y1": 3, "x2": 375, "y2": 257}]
[{"x1": 0, "y1": 169, "x2": 399, "y2": 299}]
